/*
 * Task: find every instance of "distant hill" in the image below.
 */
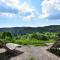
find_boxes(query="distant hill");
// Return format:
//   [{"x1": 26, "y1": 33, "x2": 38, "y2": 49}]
[{"x1": 0, "y1": 25, "x2": 60, "y2": 35}]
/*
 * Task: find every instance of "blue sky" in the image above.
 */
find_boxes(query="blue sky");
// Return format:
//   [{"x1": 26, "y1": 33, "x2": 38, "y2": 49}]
[{"x1": 0, "y1": 0, "x2": 60, "y2": 27}]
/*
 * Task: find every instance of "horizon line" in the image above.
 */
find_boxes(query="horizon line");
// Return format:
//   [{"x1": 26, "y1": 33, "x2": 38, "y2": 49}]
[{"x1": 0, "y1": 25, "x2": 60, "y2": 28}]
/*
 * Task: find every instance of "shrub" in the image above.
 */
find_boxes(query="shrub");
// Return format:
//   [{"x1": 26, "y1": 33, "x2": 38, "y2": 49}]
[{"x1": 40, "y1": 35, "x2": 49, "y2": 41}]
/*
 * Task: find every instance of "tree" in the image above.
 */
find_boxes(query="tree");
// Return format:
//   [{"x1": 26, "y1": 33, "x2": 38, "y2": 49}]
[
  {"x1": 31, "y1": 33, "x2": 38, "y2": 39},
  {"x1": 40, "y1": 35, "x2": 49, "y2": 41},
  {"x1": 1, "y1": 32, "x2": 14, "y2": 43},
  {"x1": 2, "y1": 32, "x2": 12, "y2": 39}
]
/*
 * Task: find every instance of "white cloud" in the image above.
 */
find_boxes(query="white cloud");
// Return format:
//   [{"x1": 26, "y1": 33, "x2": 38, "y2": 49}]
[
  {"x1": 23, "y1": 12, "x2": 35, "y2": 21},
  {"x1": 0, "y1": 0, "x2": 37, "y2": 20},
  {"x1": 41, "y1": 0, "x2": 60, "y2": 18},
  {"x1": 0, "y1": 0, "x2": 20, "y2": 8},
  {"x1": 19, "y1": 2, "x2": 34, "y2": 12},
  {"x1": 0, "y1": 0, "x2": 20, "y2": 17},
  {"x1": 18, "y1": 2, "x2": 36, "y2": 20},
  {"x1": 0, "y1": 13, "x2": 16, "y2": 17}
]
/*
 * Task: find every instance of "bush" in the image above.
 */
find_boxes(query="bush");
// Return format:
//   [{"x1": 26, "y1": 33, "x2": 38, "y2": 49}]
[
  {"x1": 48, "y1": 48, "x2": 60, "y2": 56},
  {"x1": 2, "y1": 32, "x2": 12, "y2": 39},
  {"x1": 39, "y1": 35, "x2": 49, "y2": 41},
  {"x1": 30, "y1": 33, "x2": 39, "y2": 40},
  {"x1": 0, "y1": 32, "x2": 14, "y2": 47}
]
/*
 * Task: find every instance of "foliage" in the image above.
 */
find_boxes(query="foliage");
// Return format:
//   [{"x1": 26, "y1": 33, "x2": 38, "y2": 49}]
[
  {"x1": 15, "y1": 38, "x2": 55, "y2": 46},
  {"x1": 0, "y1": 25, "x2": 60, "y2": 35},
  {"x1": 0, "y1": 32, "x2": 14, "y2": 47},
  {"x1": 15, "y1": 39, "x2": 47, "y2": 46},
  {"x1": 0, "y1": 31, "x2": 58, "y2": 46},
  {"x1": 48, "y1": 48, "x2": 60, "y2": 56}
]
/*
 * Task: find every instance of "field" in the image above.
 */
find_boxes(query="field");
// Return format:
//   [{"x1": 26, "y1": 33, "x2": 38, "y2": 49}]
[{"x1": 15, "y1": 39, "x2": 55, "y2": 46}]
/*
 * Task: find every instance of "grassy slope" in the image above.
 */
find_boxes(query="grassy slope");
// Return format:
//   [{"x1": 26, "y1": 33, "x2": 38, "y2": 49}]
[{"x1": 15, "y1": 39, "x2": 55, "y2": 46}]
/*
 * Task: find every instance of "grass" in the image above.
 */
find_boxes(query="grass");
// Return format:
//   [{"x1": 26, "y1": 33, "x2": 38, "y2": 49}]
[
  {"x1": 29, "y1": 57, "x2": 35, "y2": 60},
  {"x1": 15, "y1": 39, "x2": 55, "y2": 46}
]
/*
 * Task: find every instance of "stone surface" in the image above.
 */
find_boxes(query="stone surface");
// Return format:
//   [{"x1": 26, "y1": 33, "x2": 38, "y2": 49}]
[
  {"x1": 0, "y1": 45, "x2": 60, "y2": 60},
  {"x1": 6, "y1": 43, "x2": 21, "y2": 50}
]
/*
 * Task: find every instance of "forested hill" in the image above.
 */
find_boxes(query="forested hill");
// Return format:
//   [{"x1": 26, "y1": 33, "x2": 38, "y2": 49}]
[{"x1": 0, "y1": 25, "x2": 60, "y2": 35}]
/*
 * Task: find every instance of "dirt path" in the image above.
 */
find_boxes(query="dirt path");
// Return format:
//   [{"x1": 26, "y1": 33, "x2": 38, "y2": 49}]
[{"x1": 0, "y1": 45, "x2": 60, "y2": 60}]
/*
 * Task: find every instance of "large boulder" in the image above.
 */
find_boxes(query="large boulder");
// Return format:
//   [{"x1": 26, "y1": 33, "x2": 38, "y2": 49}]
[
  {"x1": 6, "y1": 43, "x2": 21, "y2": 50},
  {"x1": 5, "y1": 43, "x2": 22, "y2": 55}
]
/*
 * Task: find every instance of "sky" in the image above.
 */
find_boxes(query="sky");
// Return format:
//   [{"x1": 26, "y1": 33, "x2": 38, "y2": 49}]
[{"x1": 0, "y1": 0, "x2": 60, "y2": 27}]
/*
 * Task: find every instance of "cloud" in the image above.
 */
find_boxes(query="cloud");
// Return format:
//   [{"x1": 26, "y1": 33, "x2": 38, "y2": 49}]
[
  {"x1": 23, "y1": 12, "x2": 35, "y2": 20},
  {"x1": 0, "y1": 0, "x2": 37, "y2": 20},
  {"x1": 0, "y1": 0, "x2": 20, "y2": 8},
  {"x1": 48, "y1": 10, "x2": 60, "y2": 20},
  {"x1": 0, "y1": 0, "x2": 20, "y2": 16},
  {"x1": 0, "y1": 12, "x2": 16, "y2": 17},
  {"x1": 41, "y1": 0, "x2": 60, "y2": 19},
  {"x1": 0, "y1": 4, "x2": 18, "y2": 14},
  {"x1": 19, "y1": 2, "x2": 34, "y2": 12},
  {"x1": 19, "y1": 2, "x2": 36, "y2": 20}
]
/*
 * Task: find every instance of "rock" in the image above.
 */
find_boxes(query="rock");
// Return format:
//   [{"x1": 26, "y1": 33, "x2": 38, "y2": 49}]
[
  {"x1": 51, "y1": 38, "x2": 60, "y2": 48},
  {"x1": 6, "y1": 43, "x2": 21, "y2": 50}
]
